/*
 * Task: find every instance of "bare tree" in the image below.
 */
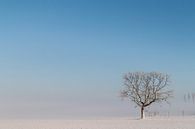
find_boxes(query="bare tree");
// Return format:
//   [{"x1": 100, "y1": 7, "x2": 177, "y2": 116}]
[
  {"x1": 188, "y1": 93, "x2": 191, "y2": 102},
  {"x1": 120, "y1": 72, "x2": 173, "y2": 119},
  {"x1": 192, "y1": 93, "x2": 195, "y2": 104}
]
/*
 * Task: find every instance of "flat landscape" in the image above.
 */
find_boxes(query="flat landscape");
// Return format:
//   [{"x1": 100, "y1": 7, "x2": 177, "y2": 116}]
[
  {"x1": 1, "y1": 1, "x2": 195, "y2": 129},
  {"x1": 0, "y1": 117, "x2": 195, "y2": 129}
]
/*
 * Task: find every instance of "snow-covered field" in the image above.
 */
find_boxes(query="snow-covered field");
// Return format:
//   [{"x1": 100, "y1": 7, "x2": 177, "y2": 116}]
[{"x1": 0, "y1": 116, "x2": 195, "y2": 129}]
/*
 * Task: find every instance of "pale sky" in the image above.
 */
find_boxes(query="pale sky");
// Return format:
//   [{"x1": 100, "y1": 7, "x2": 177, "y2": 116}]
[{"x1": 0, "y1": 0, "x2": 195, "y2": 118}]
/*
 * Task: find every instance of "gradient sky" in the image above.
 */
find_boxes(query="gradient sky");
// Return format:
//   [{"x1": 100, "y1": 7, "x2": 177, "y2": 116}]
[{"x1": 0, "y1": 0, "x2": 195, "y2": 118}]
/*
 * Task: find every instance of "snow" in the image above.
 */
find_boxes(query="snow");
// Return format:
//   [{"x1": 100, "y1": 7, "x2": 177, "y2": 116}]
[{"x1": 0, "y1": 116, "x2": 195, "y2": 129}]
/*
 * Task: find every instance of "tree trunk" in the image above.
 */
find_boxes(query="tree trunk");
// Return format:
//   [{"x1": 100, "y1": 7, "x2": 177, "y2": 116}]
[{"x1": 141, "y1": 106, "x2": 144, "y2": 119}]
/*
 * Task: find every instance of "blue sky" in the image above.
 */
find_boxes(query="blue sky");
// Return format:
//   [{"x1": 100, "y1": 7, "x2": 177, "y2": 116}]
[{"x1": 0, "y1": 0, "x2": 195, "y2": 118}]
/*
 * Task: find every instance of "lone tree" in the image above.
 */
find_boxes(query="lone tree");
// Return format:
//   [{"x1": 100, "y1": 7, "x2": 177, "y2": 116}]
[{"x1": 120, "y1": 72, "x2": 173, "y2": 119}]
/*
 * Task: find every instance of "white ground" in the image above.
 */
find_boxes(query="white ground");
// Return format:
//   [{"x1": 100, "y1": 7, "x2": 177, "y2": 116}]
[{"x1": 0, "y1": 116, "x2": 195, "y2": 129}]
